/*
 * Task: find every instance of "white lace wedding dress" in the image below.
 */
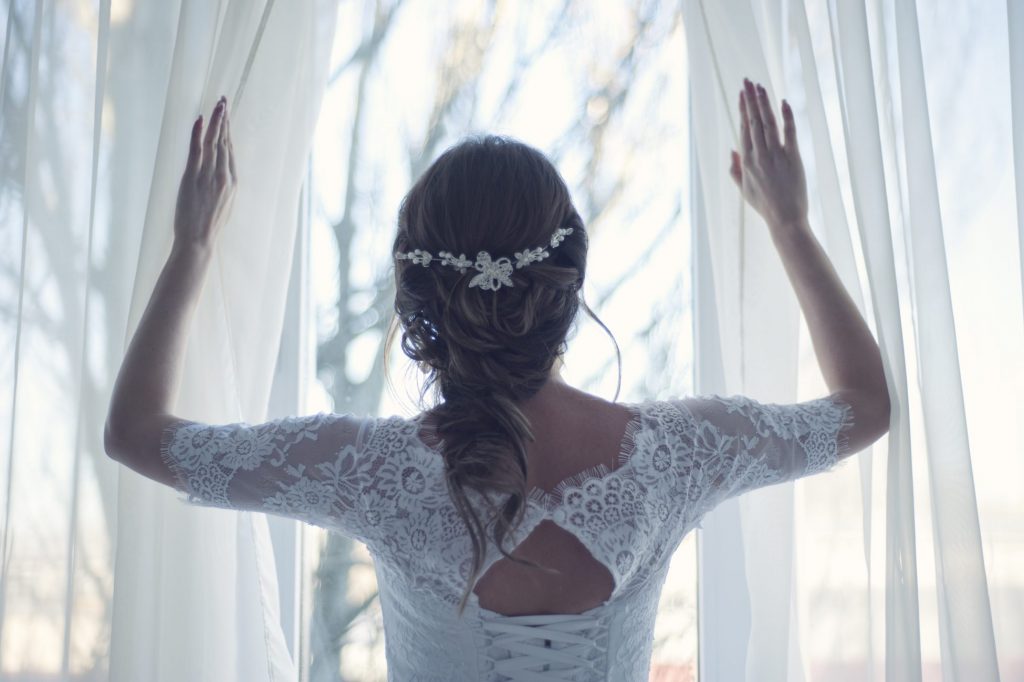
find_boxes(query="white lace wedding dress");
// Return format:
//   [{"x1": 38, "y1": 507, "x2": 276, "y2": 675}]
[{"x1": 160, "y1": 393, "x2": 854, "y2": 681}]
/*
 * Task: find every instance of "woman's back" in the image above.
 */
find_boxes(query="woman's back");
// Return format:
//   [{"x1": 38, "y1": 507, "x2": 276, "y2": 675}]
[
  {"x1": 157, "y1": 382, "x2": 856, "y2": 679},
  {"x1": 421, "y1": 377, "x2": 636, "y2": 617}
]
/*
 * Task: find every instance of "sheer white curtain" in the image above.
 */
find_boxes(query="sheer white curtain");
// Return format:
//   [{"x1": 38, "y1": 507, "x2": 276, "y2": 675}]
[
  {"x1": 0, "y1": 0, "x2": 338, "y2": 679},
  {"x1": 684, "y1": 0, "x2": 1020, "y2": 680}
]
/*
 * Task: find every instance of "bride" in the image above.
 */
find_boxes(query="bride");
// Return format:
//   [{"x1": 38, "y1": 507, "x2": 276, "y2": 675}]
[{"x1": 104, "y1": 79, "x2": 889, "y2": 679}]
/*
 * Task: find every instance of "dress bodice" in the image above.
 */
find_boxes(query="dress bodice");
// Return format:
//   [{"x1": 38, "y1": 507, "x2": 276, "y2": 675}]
[{"x1": 159, "y1": 393, "x2": 854, "y2": 680}]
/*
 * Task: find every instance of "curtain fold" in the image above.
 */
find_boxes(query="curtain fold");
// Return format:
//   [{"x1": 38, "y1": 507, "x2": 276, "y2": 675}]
[
  {"x1": 63, "y1": 0, "x2": 111, "y2": 672},
  {"x1": 110, "y1": 1, "x2": 338, "y2": 680},
  {"x1": 685, "y1": 0, "x2": 1007, "y2": 679},
  {"x1": 824, "y1": 1, "x2": 921, "y2": 677},
  {"x1": 0, "y1": 0, "x2": 338, "y2": 679},
  {"x1": 1011, "y1": 0, "x2": 1024, "y2": 335},
  {"x1": 889, "y1": 1, "x2": 998, "y2": 678},
  {"x1": 685, "y1": 1, "x2": 805, "y2": 677}
]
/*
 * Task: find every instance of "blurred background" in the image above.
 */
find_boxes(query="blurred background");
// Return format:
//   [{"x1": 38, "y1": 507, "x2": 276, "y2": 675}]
[{"x1": 302, "y1": 2, "x2": 694, "y2": 679}]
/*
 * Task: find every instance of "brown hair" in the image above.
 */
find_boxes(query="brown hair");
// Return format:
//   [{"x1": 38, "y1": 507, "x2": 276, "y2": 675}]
[{"x1": 383, "y1": 135, "x2": 619, "y2": 616}]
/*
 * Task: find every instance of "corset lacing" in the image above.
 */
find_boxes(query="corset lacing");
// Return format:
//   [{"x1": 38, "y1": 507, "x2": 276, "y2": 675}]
[{"x1": 479, "y1": 612, "x2": 608, "y2": 681}]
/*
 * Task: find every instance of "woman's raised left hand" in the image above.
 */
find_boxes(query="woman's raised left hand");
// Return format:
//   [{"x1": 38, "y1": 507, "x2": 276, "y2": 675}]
[
  {"x1": 174, "y1": 95, "x2": 237, "y2": 250},
  {"x1": 729, "y1": 79, "x2": 807, "y2": 231}
]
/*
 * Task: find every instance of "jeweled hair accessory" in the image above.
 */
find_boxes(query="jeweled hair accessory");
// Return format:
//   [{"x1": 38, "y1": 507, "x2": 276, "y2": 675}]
[{"x1": 395, "y1": 227, "x2": 574, "y2": 292}]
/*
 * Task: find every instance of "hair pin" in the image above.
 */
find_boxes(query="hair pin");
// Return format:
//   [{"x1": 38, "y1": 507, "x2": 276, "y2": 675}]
[{"x1": 395, "y1": 227, "x2": 574, "y2": 292}]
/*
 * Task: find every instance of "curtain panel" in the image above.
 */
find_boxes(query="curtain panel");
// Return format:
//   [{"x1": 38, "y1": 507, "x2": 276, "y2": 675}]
[
  {"x1": 685, "y1": 0, "x2": 1018, "y2": 680},
  {"x1": 0, "y1": 0, "x2": 338, "y2": 679}
]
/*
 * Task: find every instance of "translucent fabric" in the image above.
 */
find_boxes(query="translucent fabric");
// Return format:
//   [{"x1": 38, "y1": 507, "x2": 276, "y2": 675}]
[
  {"x1": 0, "y1": 1, "x2": 338, "y2": 679},
  {"x1": 683, "y1": 0, "x2": 1010, "y2": 679}
]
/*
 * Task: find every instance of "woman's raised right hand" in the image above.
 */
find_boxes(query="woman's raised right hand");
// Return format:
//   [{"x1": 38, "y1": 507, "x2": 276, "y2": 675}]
[{"x1": 729, "y1": 78, "x2": 808, "y2": 230}]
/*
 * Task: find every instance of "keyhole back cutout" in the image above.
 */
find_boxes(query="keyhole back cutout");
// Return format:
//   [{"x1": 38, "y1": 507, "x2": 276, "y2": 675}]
[
  {"x1": 415, "y1": 385, "x2": 638, "y2": 616},
  {"x1": 471, "y1": 520, "x2": 617, "y2": 616}
]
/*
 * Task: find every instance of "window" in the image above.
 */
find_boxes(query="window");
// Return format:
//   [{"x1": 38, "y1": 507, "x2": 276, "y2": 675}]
[{"x1": 297, "y1": 2, "x2": 696, "y2": 679}]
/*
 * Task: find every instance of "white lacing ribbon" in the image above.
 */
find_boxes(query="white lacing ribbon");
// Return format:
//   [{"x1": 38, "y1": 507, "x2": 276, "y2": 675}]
[{"x1": 480, "y1": 613, "x2": 605, "y2": 681}]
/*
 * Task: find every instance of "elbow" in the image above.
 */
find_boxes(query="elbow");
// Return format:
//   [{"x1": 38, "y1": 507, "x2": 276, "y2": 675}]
[
  {"x1": 104, "y1": 413, "x2": 173, "y2": 466},
  {"x1": 874, "y1": 380, "x2": 892, "y2": 434},
  {"x1": 859, "y1": 368, "x2": 891, "y2": 438},
  {"x1": 104, "y1": 419, "x2": 127, "y2": 462},
  {"x1": 856, "y1": 352, "x2": 891, "y2": 442},
  {"x1": 837, "y1": 385, "x2": 892, "y2": 453},
  {"x1": 872, "y1": 401, "x2": 888, "y2": 444},
  {"x1": 866, "y1": 386, "x2": 892, "y2": 446}
]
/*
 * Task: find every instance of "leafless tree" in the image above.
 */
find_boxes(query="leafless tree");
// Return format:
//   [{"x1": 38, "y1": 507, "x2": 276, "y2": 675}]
[
  {"x1": 0, "y1": 1, "x2": 178, "y2": 675},
  {"x1": 309, "y1": 1, "x2": 685, "y2": 679},
  {"x1": 0, "y1": 0, "x2": 689, "y2": 678}
]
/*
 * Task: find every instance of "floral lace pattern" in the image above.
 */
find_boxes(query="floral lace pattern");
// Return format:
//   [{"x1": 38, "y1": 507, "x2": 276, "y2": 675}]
[{"x1": 160, "y1": 393, "x2": 854, "y2": 680}]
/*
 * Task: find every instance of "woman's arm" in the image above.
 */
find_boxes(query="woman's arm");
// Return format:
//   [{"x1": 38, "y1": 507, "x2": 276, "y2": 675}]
[
  {"x1": 730, "y1": 78, "x2": 891, "y2": 453},
  {"x1": 105, "y1": 96, "x2": 237, "y2": 466},
  {"x1": 103, "y1": 243, "x2": 211, "y2": 467}
]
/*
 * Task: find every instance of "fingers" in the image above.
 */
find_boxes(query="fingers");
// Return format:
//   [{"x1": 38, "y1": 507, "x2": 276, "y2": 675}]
[
  {"x1": 186, "y1": 115, "x2": 203, "y2": 174},
  {"x1": 185, "y1": 95, "x2": 235, "y2": 191},
  {"x1": 782, "y1": 99, "x2": 798, "y2": 154},
  {"x1": 743, "y1": 79, "x2": 766, "y2": 157},
  {"x1": 740, "y1": 90, "x2": 753, "y2": 160},
  {"x1": 226, "y1": 113, "x2": 237, "y2": 184},
  {"x1": 740, "y1": 78, "x2": 793, "y2": 160},
  {"x1": 216, "y1": 103, "x2": 229, "y2": 184},
  {"x1": 729, "y1": 149, "x2": 742, "y2": 186},
  {"x1": 203, "y1": 96, "x2": 226, "y2": 175},
  {"x1": 755, "y1": 84, "x2": 780, "y2": 151}
]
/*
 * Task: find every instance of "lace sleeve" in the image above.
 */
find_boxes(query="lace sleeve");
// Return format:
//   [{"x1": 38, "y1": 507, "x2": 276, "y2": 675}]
[
  {"x1": 663, "y1": 393, "x2": 855, "y2": 514},
  {"x1": 159, "y1": 412, "x2": 385, "y2": 543}
]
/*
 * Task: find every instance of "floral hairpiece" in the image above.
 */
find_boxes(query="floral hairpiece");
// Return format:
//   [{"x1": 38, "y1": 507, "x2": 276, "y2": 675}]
[{"x1": 394, "y1": 226, "x2": 574, "y2": 291}]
